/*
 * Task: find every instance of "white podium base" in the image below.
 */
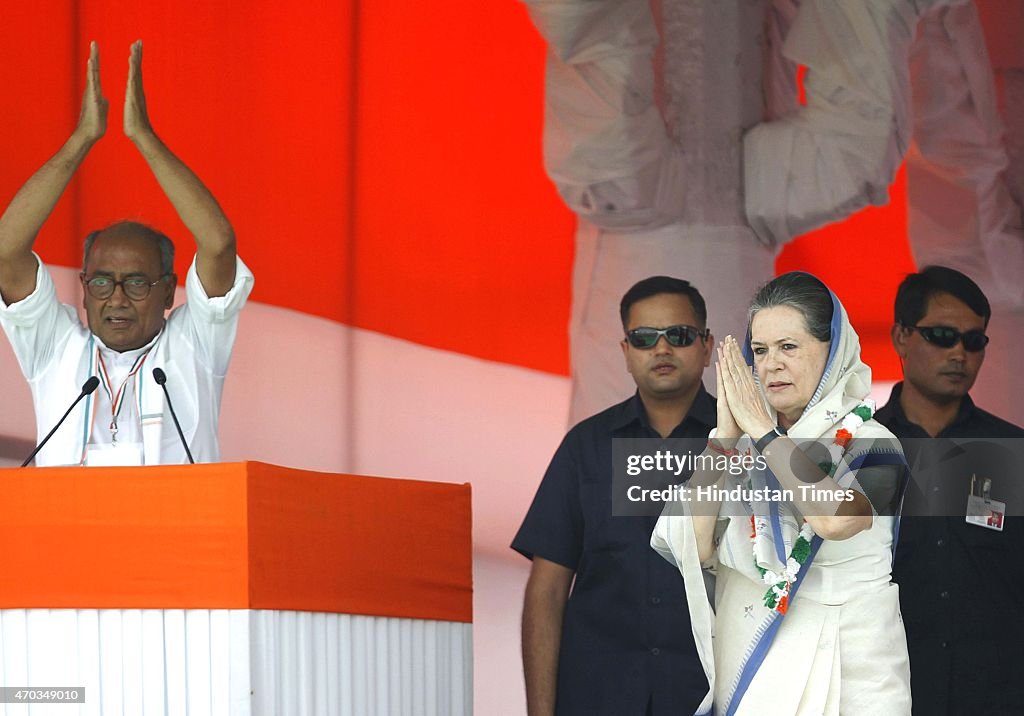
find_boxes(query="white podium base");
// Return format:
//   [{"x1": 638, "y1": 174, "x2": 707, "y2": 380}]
[{"x1": 0, "y1": 609, "x2": 472, "y2": 716}]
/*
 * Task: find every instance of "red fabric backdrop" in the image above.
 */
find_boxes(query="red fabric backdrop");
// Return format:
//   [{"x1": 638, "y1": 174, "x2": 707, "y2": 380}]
[{"x1": 0, "y1": 2, "x2": 909, "y2": 380}]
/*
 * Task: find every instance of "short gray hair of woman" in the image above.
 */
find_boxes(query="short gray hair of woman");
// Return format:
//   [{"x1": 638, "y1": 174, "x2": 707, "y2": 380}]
[{"x1": 748, "y1": 272, "x2": 833, "y2": 343}]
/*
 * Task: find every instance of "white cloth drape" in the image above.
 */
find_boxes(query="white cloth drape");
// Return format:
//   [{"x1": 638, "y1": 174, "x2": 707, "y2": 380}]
[
  {"x1": 906, "y1": 2, "x2": 1024, "y2": 308},
  {"x1": 523, "y1": 0, "x2": 684, "y2": 231},
  {"x1": 746, "y1": 0, "x2": 971, "y2": 248}
]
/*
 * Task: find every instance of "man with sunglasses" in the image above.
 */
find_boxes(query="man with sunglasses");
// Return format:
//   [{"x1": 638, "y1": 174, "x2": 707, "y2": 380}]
[
  {"x1": 513, "y1": 276, "x2": 713, "y2": 716},
  {"x1": 876, "y1": 265, "x2": 1024, "y2": 714},
  {"x1": 0, "y1": 41, "x2": 253, "y2": 467}
]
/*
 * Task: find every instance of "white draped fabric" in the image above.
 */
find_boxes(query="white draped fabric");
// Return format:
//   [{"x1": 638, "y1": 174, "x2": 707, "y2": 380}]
[
  {"x1": 904, "y1": 2, "x2": 1024, "y2": 423},
  {"x1": 523, "y1": 0, "x2": 774, "y2": 424},
  {"x1": 907, "y1": 2, "x2": 1024, "y2": 308},
  {"x1": 526, "y1": 0, "x2": 1024, "y2": 425},
  {"x1": 746, "y1": 0, "x2": 971, "y2": 248},
  {"x1": 0, "y1": 609, "x2": 471, "y2": 716},
  {"x1": 523, "y1": 0, "x2": 682, "y2": 231}
]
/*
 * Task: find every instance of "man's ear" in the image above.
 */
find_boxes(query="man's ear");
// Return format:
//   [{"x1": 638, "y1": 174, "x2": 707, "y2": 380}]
[
  {"x1": 620, "y1": 338, "x2": 630, "y2": 371},
  {"x1": 703, "y1": 332, "x2": 715, "y2": 368},
  {"x1": 163, "y1": 274, "x2": 177, "y2": 310},
  {"x1": 890, "y1": 323, "x2": 908, "y2": 358}
]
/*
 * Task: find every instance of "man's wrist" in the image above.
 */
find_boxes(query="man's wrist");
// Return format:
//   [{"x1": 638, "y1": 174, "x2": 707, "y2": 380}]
[
  {"x1": 68, "y1": 129, "x2": 100, "y2": 153},
  {"x1": 129, "y1": 129, "x2": 161, "y2": 157}
]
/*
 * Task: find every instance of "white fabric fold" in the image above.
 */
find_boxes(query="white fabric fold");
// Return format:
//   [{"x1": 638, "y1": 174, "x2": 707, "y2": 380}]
[
  {"x1": 523, "y1": 0, "x2": 684, "y2": 230},
  {"x1": 907, "y1": 2, "x2": 1024, "y2": 308},
  {"x1": 745, "y1": 0, "x2": 971, "y2": 248}
]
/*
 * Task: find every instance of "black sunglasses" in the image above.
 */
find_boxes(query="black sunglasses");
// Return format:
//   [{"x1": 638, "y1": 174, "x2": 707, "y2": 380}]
[
  {"x1": 625, "y1": 325, "x2": 709, "y2": 349},
  {"x1": 907, "y1": 325, "x2": 989, "y2": 352}
]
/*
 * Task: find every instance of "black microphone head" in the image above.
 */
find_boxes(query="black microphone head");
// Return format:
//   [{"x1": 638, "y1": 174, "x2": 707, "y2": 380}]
[
  {"x1": 82, "y1": 376, "x2": 100, "y2": 395},
  {"x1": 153, "y1": 367, "x2": 167, "y2": 386}
]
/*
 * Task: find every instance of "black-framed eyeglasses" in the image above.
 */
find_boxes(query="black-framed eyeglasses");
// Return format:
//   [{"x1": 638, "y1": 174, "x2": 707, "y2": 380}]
[
  {"x1": 906, "y1": 324, "x2": 989, "y2": 352},
  {"x1": 80, "y1": 274, "x2": 169, "y2": 301},
  {"x1": 625, "y1": 325, "x2": 709, "y2": 349}
]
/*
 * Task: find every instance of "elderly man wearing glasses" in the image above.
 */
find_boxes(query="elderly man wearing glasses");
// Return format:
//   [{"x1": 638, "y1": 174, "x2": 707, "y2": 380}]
[
  {"x1": 876, "y1": 266, "x2": 1024, "y2": 714},
  {"x1": 0, "y1": 41, "x2": 253, "y2": 467},
  {"x1": 513, "y1": 275, "x2": 713, "y2": 716}
]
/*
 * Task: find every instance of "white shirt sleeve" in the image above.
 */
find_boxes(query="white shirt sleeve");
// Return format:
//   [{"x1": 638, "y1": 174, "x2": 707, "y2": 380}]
[
  {"x1": 0, "y1": 253, "x2": 78, "y2": 381},
  {"x1": 170, "y1": 254, "x2": 255, "y2": 376}
]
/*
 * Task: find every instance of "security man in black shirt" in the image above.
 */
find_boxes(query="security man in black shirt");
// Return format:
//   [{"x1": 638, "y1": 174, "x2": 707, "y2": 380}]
[
  {"x1": 876, "y1": 266, "x2": 1024, "y2": 715},
  {"x1": 513, "y1": 276, "x2": 713, "y2": 715}
]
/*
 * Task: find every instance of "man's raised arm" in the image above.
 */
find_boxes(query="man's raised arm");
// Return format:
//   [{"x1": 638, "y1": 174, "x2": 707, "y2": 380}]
[
  {"x1": 0, "y1": 42, "x2": 107, "y2": 305},
  {"x1": 124, "y1": 40, "x2": 237, "y2": 298}
]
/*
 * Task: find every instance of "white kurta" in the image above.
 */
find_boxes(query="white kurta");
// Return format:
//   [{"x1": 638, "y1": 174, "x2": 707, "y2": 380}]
[{"x1": 0, "y1": 253, "x2": 254, "y2": 466}]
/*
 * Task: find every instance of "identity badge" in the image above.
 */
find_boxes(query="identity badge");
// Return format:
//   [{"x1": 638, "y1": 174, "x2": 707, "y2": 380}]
[
  {"x1": 966, "y1": 475, "x2": 1005, "y2": 532},
  {"x1": 86, "y1": 442, "x2": 144, "y2": 467}
]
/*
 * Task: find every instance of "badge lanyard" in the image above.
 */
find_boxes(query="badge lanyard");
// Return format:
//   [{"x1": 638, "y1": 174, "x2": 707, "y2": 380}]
[{"x1": 95, "y1": 347, "x2": 151, "y2": 444}]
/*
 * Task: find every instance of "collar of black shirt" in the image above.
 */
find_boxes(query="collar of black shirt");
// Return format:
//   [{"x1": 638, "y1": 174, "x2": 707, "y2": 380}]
[
  {"x1": 877, "y1": 381, "x2": 980, "y2": 436},
  {"x1": 612, "y1": 385, "x2": 716, "y2": 437}
]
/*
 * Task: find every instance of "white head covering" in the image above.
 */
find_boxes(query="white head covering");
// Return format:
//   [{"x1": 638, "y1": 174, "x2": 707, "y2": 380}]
[
  {"x1": 741, "y1": 272, "x2": 873, "y2": 440},
  {"x1": 723, "y1": 273, "x2": 900, "y2": 579}
]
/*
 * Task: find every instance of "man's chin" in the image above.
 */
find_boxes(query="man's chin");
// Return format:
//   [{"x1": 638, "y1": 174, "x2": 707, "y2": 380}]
[
  {"x1": 939, "y1": 374, "x2": 976, "y2": 394},
  {"x1": 645, "y1": 381, "x2": 695, "y2": 401},
  {"x1": 926, "y1": 384, "x2": 972, "y2": 404},
  {"x1": 96, "y1": 330, "x2": 145, "y2": 353}
]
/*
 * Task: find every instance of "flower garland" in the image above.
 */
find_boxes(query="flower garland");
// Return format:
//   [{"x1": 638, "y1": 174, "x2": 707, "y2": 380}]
[
  {"x1": 822, "y1": 399, "x2": 875, "y2": 477},
  {"x1": 750, "y1": 515, "x2": 813, "y2": 614},
  {"x1": 751, "y1": 399, "x2": 875, "y2": 614}
]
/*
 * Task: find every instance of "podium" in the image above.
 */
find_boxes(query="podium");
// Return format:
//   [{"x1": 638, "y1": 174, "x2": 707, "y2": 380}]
[{"x1": 0, "y1": 462, "x2": 472, "y2": 715}]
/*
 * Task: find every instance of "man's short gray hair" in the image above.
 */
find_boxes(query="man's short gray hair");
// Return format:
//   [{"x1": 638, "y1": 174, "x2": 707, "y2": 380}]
[{"x1": 82, "y1": 220, "x2": 175, "y2": 275}]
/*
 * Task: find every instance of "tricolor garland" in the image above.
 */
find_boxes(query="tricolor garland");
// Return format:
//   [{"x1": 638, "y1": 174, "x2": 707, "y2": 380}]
[{"x1": 750, "y1": 399, "x2": 875, "y2": 614}]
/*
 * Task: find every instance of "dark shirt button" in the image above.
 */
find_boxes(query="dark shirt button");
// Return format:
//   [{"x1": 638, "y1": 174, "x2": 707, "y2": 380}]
[
  {"x1": 932, "y1": 485, "x2": 940, "y2": 493},
  {"x1": 940, "y1": 590, "x2": 950, "y2": 599},
  {"x1": 941, "y1": 641, "x2": 949, "y2": 649},
  {"x1": 651, "y1": 647, "x2": 660, "y2": 656},
  {"x1": 650, "y1": 596, "x2": 661, "y2": 606},
  {"x1": 936, "y1": 538, "x2": 946, "y2": 547}
]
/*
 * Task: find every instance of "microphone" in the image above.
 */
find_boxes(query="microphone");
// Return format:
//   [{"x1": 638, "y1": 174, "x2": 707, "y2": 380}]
[
  {"x1": 152, "y1": 368, "x2": 195, "y2": 465},
  {"x1": 21, "y1": 376, "x2": 100, "y2": 467}
]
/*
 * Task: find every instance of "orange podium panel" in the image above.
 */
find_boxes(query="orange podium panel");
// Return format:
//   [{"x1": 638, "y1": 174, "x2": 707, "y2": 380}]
[{"x1": 0, "y1": 462, "x2": 472, "y2": 623}]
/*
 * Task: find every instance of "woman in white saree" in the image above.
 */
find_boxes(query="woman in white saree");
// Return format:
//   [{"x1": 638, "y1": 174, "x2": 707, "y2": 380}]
[{"x1": 652, "y1": 272, "x2": 911, "y2": 715}]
